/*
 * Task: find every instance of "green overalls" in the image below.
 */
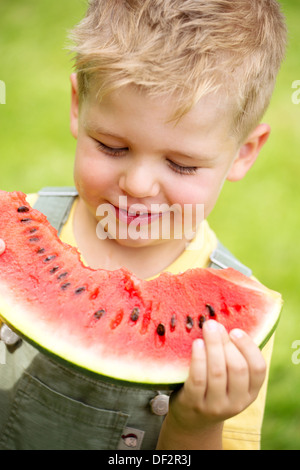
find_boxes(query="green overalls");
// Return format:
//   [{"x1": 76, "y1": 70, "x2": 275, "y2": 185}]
[{"x1": 0, "y1": 187, "x2": 252, "y2": 450}]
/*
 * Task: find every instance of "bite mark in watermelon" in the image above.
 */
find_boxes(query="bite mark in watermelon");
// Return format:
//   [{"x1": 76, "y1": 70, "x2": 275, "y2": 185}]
[{"x1": 0, "y1": 191, "x2": 282, "y2": 388}]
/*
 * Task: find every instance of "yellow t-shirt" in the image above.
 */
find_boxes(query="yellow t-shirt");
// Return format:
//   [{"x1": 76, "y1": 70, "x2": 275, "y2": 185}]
[{"x1": 26, "y1": 193, "x2": 273, "y2": 450}]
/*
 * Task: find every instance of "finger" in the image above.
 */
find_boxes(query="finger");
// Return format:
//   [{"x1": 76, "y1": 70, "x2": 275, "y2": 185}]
[
  {"x1": 0, "y1": 239, "x2": 5, "y2": 255},
  {"x1": 224, "y1": 340, "x2": 250, "y2": 404},
  {"x1": 217, "y1": 325, "x2": 251, "y2": 407},
  {"x1": 229, "y1": 329, "x2": 267, "y2": 396},
  {"x1": 184, "y1": 339, "x2": 207, "y2": 401},
  {"x1": 202, "y1": 320, "x2": 227, "y2": 401}
]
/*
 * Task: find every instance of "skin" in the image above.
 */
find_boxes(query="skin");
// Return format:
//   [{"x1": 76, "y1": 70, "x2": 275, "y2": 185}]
[{"x1": 0, "y1": 74, "x2": 269, "y2": 449}]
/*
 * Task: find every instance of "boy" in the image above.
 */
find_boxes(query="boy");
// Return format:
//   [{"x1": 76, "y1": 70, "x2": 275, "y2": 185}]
[{"x1": 0, "y1": 0, "x2": 286, "y2": 450}]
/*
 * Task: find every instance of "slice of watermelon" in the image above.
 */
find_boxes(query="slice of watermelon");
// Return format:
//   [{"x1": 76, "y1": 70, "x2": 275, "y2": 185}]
[{"x1": 0, "y1": 191, "x2": 282, "y2": 389}]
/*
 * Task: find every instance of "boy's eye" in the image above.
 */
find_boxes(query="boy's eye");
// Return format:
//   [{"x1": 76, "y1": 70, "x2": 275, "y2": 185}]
[
  {"x1": 95, "y1": 140, "x2": 197, "y2": 175},
  {"x1": 167, "y1": 159, "x2": 198, "y2": 176},
  {"x1": 96, "y1": 140, "x2": 128, "y2": 156}
]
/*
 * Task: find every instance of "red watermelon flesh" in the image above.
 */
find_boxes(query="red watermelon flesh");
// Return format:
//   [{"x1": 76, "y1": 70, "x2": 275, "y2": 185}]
[{"x1": 0, "y1": 191, "x2": 282, "y2": 388}]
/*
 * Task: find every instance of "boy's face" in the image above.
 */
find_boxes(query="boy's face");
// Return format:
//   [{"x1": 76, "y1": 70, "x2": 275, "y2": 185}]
[{"x1": 70, "y1": 74, "x2": 269, "y2": 248}]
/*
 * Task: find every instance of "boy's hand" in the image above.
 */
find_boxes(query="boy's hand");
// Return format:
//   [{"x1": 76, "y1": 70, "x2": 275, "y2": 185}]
[
  {"x1": 0, "y1": 239, "x2": 5, "y2": 255},
  {"x1": 166, "y1": 320, "x2": 266, "y2": 445}
]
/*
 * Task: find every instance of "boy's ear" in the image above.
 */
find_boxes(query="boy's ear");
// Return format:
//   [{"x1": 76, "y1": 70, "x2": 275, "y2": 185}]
[
  {"x1": 70, "y1": 73, "x2": 79, "y2": 139},
  {"x1": 226, "y1": 124, "x2": 271, "y2": 182}
]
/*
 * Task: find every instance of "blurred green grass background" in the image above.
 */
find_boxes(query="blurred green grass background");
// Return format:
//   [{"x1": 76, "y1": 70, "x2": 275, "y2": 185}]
[{"x1": 0, "y1": 0, "x2": 299, "y2": 450}]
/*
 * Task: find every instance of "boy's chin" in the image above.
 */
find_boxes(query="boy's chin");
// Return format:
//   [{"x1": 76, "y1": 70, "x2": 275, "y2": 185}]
[
  {"x1": 96, "y1": 223, "x2": 188, "y2": 249},
  {"x1": 104, "y1": 234, "x2": 176, "y2": 249}
]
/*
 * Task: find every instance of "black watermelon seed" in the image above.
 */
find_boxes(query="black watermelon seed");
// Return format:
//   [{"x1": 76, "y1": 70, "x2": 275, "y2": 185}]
[
  {"x1": 170, "y1": 314, "x2": 177, "y2": 330},
  {"x1": 75, "y1": 286, "x2": 86, "y2": 294},
  {"x1": 94, "y1": 309, "x2": 106, "y2": 320},
  {"x1": 18, "y1": 206, "x2": 30, "y2": 213},
  {"x1": 186, "y1": 315, "x2": 194, "y2": 330},
  {"x1": 44, "y1": 255, "x2": 57, "y2": 263},
  {"x1": 50, "y1": 266, "x2": 60, "y2": 274},
  {"x1": 199, "y1": 315, "x2": 206, "y2": 329},
  {"x1": 157, "y1": 323, "x2": 165, "y2": 336},
  {"x1": 130, "y1": 307, "x2": 140, "y2": 322},
  {"x1": 206, "y1": 304, "x2": 216, "y2": 317},
  {"x1": 37, "y1": 248, "x2": 45, "y2": 254},
  {"x1": 61, "y1": 283, "x2": 71, "y2": 290},
  {"x1": 20, "y1": 218, "x2": 31, "y2": 223},
  {"x1": 57, "y1": 272, "x2": 68, "y2": 280},
  {"x1": 29, "y1": 237, "x2": 40, "y2": 243},
  {"x1": 29, "y1": 228, "x2": 38, "y2": 233}
]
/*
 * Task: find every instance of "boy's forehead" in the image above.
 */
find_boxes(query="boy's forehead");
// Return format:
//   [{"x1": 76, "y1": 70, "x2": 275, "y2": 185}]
[{"x1": 83, "y1": 83, "x2": 235, "y2": 139}]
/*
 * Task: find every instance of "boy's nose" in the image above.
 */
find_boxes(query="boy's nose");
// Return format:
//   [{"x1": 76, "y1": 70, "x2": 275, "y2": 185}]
[{"x1": 119, "y1": 163, "x2": 160, "y2": 199}]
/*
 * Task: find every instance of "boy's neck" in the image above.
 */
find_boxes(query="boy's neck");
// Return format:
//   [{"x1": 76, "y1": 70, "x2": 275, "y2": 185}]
[{"x1": 73, "y1": 197, "x2": 188, "y2": 279}]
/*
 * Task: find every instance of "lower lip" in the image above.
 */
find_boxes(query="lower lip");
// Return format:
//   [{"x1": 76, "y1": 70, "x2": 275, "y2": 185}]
[{"x1": 114, "y1": 206, "x2": 164, "y2": 226}]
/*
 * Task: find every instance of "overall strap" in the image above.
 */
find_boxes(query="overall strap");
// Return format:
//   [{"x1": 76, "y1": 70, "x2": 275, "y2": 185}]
[
  {"x1": 33, "y1": 187, "x2": 78, "y2": 235},
  {"x1": 209, "y1": 241, "x2": 252, "y2": 277}
]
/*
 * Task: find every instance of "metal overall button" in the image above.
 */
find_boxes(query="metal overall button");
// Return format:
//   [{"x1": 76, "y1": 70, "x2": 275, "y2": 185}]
[
  {"x1": 150, "y1": 393, "x2": 169, "y2": 416},
  {"x1": 0, "y1": 324, "x2": 21, "y2": 346}
]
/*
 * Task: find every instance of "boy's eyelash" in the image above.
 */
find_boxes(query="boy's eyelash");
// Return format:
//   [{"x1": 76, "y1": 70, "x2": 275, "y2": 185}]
[
  {"x1": 96, "y1": 141, "x2": 128, "y2": 156},
  {"x1": 167, "y1": 160, "x2": 198, "y2": 176},
  {"x1": 96, "y1": 141, "x2": 198, "y2": 175}
]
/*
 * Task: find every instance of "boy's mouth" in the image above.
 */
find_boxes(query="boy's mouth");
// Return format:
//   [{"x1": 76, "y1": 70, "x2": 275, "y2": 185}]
[{"x1": 114, "y1": 205, "x2": 165, "y2": 226}]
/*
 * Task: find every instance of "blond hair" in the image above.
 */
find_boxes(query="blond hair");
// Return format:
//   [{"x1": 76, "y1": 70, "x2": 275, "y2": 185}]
[{"x1": 68, "y1": 0, "x2": 287, "y2": 142}]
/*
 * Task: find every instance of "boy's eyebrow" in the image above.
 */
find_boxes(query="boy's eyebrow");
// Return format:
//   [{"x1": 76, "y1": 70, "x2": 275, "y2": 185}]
[
  {"x1": 168, "y1": 148, "x2": 217, "y2": 163},
  {"x1": 85, "y1": 124, "x2": 125, "y2": 141},
  {"x1": 86, "y1": 123, "x2": 216, "y2": 162}
]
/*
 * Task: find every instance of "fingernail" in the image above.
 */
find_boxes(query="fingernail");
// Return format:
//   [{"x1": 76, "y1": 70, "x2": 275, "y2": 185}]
[
  {"x1": 193, "y1": 338, "x2": 204, "y2": 349},
  {"x1": 192, "y1": 339, "x2": 205, "y2": 356},
  {"x1": 230, "y1": 329, "x2": 244, "y2": 339},
  {"x1": 205, "y1": 320, "x2": 218, "y2": 331}
]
